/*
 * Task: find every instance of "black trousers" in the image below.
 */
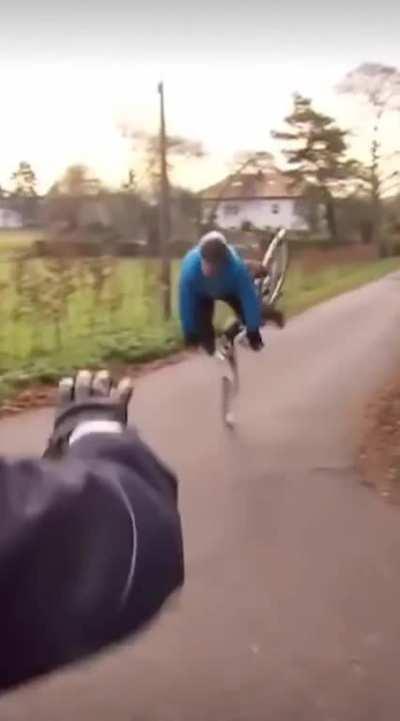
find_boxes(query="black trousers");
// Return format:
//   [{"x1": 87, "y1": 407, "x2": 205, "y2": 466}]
[
  {"x1": 198, "y1": 295, "x2": 244, "y2": 347},
  {"x1": 197, "y1": 295, "x2": 282, "y2": 348}
]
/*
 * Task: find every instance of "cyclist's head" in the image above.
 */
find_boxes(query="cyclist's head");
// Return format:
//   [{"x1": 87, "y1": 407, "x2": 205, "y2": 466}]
[{"x1": 199, "y1": 231, "x2": 229, "y2": 277}]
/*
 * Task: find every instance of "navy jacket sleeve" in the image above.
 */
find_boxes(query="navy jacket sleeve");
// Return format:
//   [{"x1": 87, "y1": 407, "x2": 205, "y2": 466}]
[{"x1": 0, "y1": 430, "x2": 184, "y2": 692}]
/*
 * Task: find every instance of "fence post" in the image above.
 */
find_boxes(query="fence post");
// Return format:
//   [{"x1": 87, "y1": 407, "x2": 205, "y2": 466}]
[{"x1": 158, "y1": 81, "x2": 172, "y2": 319}]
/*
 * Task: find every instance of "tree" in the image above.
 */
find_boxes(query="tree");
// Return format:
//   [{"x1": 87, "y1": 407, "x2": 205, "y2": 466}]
[
  {"x1": 121, "y1": 127, "x2": 205, "y2": 199},
  {"x1": 337, "y1": 63, "x2": 400, "y2": 255},
  {"x1": 175, "y1": 187, "x2": 200, "y2": 223},
  {"x1": 10, "y1": 161, "x2": 37, "y2": 197},
  {"x1": 46, "y1": 165, "x2": 105, "y2": 232},
  {"x1": 49, "y1": 164, "x2": 102, "y2": 196},
  {"x1": 272, "y1": 94, "x2": 354, "y2": 241},
  {"x1": 121, "y1": 168, "x2": 137, "y2": 193}
]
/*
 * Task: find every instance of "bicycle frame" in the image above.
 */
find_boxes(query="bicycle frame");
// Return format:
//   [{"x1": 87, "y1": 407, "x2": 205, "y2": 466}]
[
  {"x1": 214, "y1": 226, "x2": 288, "y2": 428},
  {"x1": 215, "y1": 337, "x2": 239, "y2": 428}
]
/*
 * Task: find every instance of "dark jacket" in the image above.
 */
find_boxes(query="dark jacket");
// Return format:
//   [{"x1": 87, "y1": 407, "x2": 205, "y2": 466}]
[{"x1": 0, "y1": 430, "x2": 184, "y2": 691}]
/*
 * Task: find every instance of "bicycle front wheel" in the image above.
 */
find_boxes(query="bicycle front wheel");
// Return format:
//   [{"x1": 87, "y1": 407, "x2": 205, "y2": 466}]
[{"x1": 219, "y1": 344, "x2": 238, "y2": 428}]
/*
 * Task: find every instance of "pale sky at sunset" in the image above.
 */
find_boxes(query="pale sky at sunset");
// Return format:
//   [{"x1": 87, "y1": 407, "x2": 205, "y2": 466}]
[{"x1": 1, "y1": 1, "x2": 400, "y2": 193}]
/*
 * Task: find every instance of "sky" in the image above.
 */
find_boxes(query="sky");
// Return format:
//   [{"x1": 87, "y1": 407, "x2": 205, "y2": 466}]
[{"x1": 1, "y1": 0, "x2": 400, "y2": 192}]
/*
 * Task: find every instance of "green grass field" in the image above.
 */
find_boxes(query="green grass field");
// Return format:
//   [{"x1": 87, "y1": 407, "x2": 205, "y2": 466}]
[
  {"x1": 282, "y1": 257, "x2": 400, "y2": 316},
  {"x1": 0, "y1": 253, "x2": 398, "y2": 401},
  {"x1": 0, "y1": 229, "x2": 40, "y2": 254}
]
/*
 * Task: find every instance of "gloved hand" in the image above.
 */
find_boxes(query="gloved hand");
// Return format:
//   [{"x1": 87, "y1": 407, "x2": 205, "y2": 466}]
[
  {"x1": 43, "y1": 370, "x2": 133, "y2": 460},
  {"x1": 246, "y1": 329, "x2": 264, "y2": 351}
]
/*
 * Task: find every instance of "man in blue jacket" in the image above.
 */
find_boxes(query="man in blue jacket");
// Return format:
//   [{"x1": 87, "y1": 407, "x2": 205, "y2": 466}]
[{"x1": 179, "y1": 231, "x2": 284, "y2": 356}]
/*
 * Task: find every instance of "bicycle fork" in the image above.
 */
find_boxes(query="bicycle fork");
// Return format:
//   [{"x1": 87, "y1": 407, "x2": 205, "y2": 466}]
[{"x1": 215, "y1": 342, "x2": 239, "y2": 428}]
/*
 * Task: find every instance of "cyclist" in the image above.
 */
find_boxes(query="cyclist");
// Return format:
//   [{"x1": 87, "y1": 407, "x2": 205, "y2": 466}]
[{"x1": 179, "y1": 231, "x2": 284, "y2": 356}]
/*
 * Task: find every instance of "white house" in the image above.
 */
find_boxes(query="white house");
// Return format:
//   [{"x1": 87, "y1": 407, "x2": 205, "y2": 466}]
[
  {"x1": 0, "y1": 208, "x2": 23, "y2": 229},
  {"x1": 199, "y1": 168, "x2": 310, "y2": 231}
]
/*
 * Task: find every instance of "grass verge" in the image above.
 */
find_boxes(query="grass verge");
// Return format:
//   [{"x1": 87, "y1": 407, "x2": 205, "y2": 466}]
[
  {"x1": 0, "y1": 256, "x2": 399, "y2": 409},
  {"x1": 282, "y1": 257, "x2": 400, "y2": 317},
  {"x1": 0, "y1": 229, "x2": 40, "y2": 255}
]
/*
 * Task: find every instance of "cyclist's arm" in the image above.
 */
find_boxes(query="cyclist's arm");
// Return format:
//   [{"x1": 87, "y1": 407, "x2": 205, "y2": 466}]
[
  {"x1": 179, "y1": 263, "x2": 198, "y2": 337},
  {"x1": 235, "y1": 261, "x2": 262, "y2": 331},
  {"x1": 244, "y1": 260, "x2": 268, "y2": 279}
]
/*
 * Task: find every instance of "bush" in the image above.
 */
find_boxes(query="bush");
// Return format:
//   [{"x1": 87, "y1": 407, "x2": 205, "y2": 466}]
[
  {"x1": 241, "y1": 220, "x2": 254, "y2": 232},
  {"x1": 391, "y1": 241, "x2": 400, "y2": 256}
]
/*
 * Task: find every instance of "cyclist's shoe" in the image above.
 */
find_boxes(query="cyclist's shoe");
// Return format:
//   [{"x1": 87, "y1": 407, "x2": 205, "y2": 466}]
[
  {"x1": 247, "y1": 329, "x2": 264, "y2": 351},
  {"x1": 223, "y1": 319, "x2": 242, "y2": 344},
  {"x1": 262, "y1": 305, "x2": 285, "y2": 329}
]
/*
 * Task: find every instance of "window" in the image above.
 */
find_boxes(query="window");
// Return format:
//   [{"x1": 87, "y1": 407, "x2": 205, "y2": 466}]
[
  {"x1": 224, "y1": 203, "x2": 240, "y2": 217},
  {"x1": 272, "y1": 202, "x2": 280, "y2": 215}
]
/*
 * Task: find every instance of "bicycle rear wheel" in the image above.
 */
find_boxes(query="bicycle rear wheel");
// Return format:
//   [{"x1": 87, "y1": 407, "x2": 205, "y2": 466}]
[{"x1": 259, "y1": 229, "x2": 289, "y2": 306}]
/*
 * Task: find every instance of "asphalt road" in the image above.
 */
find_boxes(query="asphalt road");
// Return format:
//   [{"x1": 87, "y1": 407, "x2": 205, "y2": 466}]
[{"x1": 1, "y1": 273, "x2": 400, "y2": 720}]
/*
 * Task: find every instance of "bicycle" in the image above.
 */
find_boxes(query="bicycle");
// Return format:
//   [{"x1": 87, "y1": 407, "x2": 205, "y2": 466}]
[{"x1": 215, "y1": 227, "x2": 289, "y2": 428}]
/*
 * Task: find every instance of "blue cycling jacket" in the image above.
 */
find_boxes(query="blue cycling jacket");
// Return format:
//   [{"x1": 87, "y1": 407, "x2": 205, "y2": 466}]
[{"x1": 179, "y1": 246, "x2": 262, "y2": 336}]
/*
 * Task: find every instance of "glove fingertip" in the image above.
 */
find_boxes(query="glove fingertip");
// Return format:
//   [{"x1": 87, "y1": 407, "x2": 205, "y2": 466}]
[
  {"x1": 93, "y1": 369, "x2": 112, "y2": 396},
  {"x1": 58, "y1": 377, "x2": 74, "y2": 404},
  {"x1": 115, "y1": 378, "x2": 134, "y2": 405},
  {"x1": 75, "y1": 370, "x2": 93, "y2": 401}
]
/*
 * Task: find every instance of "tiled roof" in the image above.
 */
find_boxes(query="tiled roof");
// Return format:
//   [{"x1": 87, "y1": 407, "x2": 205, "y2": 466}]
[{"x1": 200, "y1": 169, "x2": 302, "y2": 200}]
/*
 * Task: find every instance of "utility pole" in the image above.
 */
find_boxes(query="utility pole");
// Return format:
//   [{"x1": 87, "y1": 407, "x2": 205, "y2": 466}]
[{"x1": 158, "y1": 81, "x2": 171, "y2": 319}]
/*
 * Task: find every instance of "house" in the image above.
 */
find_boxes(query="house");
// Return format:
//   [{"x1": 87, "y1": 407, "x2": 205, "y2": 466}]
[
  {"x1": 0, "y1": 196, "x2": 42, "y2": 229},
  {"x1": 0, "y1": 207, "x2": 23, "y2": 229},
  {"x1": 199, "y1": 168, "x2": 311, "y2": 231}
]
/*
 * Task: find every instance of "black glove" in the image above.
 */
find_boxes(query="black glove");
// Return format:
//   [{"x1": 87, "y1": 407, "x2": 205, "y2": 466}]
[
  {"x1": 246, "y1": 329, "x2": 264, "y2": 351},
  {"x1": 43, "y1": 370, "x2": 133, "y2": 460}
]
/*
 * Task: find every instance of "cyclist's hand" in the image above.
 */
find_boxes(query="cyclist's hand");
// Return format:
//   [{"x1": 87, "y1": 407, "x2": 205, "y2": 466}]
[
  {"x1": 247, "y1": 329, "x2": 264, "y2": 351},
  {"x1": 43, "y1": 370, "x2": 133, "y2": 460}
]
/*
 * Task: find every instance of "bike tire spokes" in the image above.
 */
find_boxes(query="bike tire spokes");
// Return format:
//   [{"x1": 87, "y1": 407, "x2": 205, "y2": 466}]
[{"x1": 260, "y1": 228, "x2": 289, "y2": 305}]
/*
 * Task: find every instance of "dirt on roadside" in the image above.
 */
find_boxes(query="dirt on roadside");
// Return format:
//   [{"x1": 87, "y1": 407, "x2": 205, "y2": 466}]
[
  {"x1": 359, "y1": 373, "x2": 400, "y2": 503},
  {"x1": 0, "y1": 351, "x2": 191, "y2": 419}
]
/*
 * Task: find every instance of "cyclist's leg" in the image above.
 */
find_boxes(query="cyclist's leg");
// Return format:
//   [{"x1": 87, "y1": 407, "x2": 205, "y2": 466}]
[
  {"x1": 197, "y1": 296, "x2": 216, "y2": 354},
  {"x1": 261, "y1": 301, "x2": 285, "y2": 329},
  {"x1": 222, "y1": 294, "x2": 285, "y2": 338},
  {"x1": 221, "y1": 295, "x2": 245, "y2": 343}
]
